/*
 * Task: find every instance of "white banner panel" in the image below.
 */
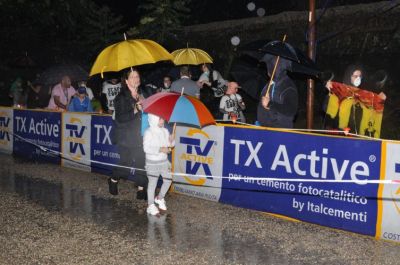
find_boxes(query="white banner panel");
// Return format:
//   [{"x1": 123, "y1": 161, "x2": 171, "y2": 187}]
[
  {"x1": 0, "y1": 107, "x2": 13, "y2": 154},
  {"x1": 62, "y1": 113, "x2": 91, "y2": 172},
  {"x1": 173, "y1": 125, "x2": 224, "y2": 202},
  {"x1": 379, "y1": 142, "x2": 400, "y2": 243}
]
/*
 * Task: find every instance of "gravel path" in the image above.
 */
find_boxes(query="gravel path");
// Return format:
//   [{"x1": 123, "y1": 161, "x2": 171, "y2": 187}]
[{"x1": 0, "y1": 154, "x2": 399, "y2": 265}]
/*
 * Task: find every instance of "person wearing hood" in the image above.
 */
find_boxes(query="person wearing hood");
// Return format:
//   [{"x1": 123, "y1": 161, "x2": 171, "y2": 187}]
[
  {"x1": 108, "y1": 69, "x2": 147, "y2": 199},
  {"x1": 257, "y1": 54, "x2": 298, "y2": 128},
  {"x1": 143, "y1": 114, "x2": 175, "y2": 216}
]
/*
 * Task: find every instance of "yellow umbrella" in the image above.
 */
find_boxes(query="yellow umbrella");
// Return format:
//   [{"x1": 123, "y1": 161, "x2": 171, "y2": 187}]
[
  {"x1": 171, "y1": 48, "x2": 213, "y2": 65},
  {"x1": 90, "y1": 38, "x2": 173, "y2": 77}
]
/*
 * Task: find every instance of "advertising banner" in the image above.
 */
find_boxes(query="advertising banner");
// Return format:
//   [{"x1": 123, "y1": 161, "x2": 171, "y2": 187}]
[
  {"x1": 378, "y1": 142, "x2": 400, "y2": 242},
  {"x1": 0, "y1": 107, "x2": 13, "y2": 154},
  {"x1": 13, "y1": 109, "x2": 61, "y2": 163},
  {"x1": 62, "y1": 112, "x2": 91, "y2": 171},
  {"x1": 219, "y1": 127, "x2": 381, "y2": 236},
  {"x1": 90, "y1": 115, "x2": 120, "y2": 176},
  {"x1": 173, "y1": 125, "x2": 224, "y2": 202}
]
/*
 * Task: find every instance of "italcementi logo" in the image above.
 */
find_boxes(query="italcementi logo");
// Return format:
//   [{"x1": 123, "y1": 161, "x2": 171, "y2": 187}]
[
  {"x1": 65, "y1": 117, "x2": 86, "y2": 160},
  {"x1": 0, "y1": 111, "x2": 11, "y2": 145},
  {"x1": 178, "y1": 128, "x2": 216, "y2": 186}
]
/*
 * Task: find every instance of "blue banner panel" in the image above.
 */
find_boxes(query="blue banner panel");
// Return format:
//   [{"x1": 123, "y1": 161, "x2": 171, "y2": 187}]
[
  {"x1": 13, "y1": 109, "x2": 61, "y2": 164},
  {"x1": 90, "y1": 115, "x2": 120, "y2": 176},
  {"x1": 220, "y1": 127, "x2": 381, "y2": 236}
]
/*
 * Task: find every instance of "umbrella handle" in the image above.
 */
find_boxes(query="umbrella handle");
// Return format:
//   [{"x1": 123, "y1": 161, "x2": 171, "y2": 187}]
[
  {"x1": 264, "y1": 34, "x2": 287, "y2": 98},
  {"x1": 172, "y1": 123, "x2": 177, "y2": 139}
]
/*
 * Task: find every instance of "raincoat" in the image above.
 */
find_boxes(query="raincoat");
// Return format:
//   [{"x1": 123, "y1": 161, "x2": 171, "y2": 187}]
[{"x1": 257, "y1": 54, "x2": 298, "y2": 128}]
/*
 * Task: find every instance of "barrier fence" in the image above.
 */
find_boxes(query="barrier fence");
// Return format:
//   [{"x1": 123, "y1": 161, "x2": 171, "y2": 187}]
[{"x1": 0, "y1": 107, "x2": 399, "y2": 243}]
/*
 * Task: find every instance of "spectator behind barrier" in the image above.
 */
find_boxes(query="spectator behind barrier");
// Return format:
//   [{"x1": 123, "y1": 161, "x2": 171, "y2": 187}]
[
  {"x1": 47, "y1": 75, "x2": 76, "y2": 111},
  {"x1": 67, "y1": 86, "x2": 93, "y2": 112}
]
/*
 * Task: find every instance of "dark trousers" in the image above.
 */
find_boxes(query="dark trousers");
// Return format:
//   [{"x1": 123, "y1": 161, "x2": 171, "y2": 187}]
[{"x1": 112, "y1": 145, "x2": 148, "y2": 188}]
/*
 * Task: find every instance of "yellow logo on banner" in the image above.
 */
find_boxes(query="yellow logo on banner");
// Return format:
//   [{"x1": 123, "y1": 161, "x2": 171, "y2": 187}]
[
  {"x1": 65, "y1": 117, "x2": 86, "y2": 161},
  {"x1": 393, "y1": 186, "x2": 400, "y2": 215},
  {"x1": 178, "y1": 128, "x2": 216, "y2": 186},
  {"x1": 0, "y1": 111, "x2": 11, "y2": 145}
]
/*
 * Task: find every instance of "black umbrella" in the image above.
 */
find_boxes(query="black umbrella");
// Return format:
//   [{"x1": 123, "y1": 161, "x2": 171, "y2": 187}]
[
  {"x1": 36, "y1": 64, "x2": 88, "y2": 86},
  {"x1": 260, "y1": 40, "x2": 300, "y2": 62},
  {"x1": 239, "y1": 39, "x2": 320, "y2": 77}
]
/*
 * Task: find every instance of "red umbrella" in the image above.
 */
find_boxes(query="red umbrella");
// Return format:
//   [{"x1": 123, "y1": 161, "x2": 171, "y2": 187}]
[{"x1": 141, "y1": 92, "x2": 215, "y2": 128}]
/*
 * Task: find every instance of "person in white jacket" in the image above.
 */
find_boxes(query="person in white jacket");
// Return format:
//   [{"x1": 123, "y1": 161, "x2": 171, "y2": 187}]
[{"x1": 143, "y1": 113, "x2": 175, "y2": 215}]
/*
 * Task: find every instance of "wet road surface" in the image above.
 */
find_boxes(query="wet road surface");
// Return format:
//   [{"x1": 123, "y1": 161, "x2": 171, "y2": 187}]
[{"x1": 0, "y1": 154, "x2": 399, "y2": 265}]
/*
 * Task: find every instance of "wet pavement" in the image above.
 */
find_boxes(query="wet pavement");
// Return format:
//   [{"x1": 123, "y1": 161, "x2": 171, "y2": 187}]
[{"x1": 0, "y1": 154, "x2": 399, "y2": 265}]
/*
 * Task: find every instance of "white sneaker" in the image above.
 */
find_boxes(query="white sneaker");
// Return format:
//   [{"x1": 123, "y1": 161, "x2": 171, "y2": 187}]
[
  {"x1": 155, "y1": 197, "x2": 167, "y2": 211},
  {"x1": 146, "y1": 204, "x2": 159, "y2": 215}
]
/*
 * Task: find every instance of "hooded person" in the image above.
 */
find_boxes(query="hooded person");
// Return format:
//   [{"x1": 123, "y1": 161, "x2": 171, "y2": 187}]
[
  {"x1": 143, "y1": 114, "x2": 175, "y2": 216},
  {"x1": 257, "y1": 54, "x2": 298, "y2": 128}
]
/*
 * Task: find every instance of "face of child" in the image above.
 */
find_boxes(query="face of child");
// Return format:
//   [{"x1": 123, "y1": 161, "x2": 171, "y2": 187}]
[
  {"x1": 158, "y1": 118, "x2": 165, "y2": 127},
  {"x1": 226, "y1": 85, "x2": 236, "y2": 95}
]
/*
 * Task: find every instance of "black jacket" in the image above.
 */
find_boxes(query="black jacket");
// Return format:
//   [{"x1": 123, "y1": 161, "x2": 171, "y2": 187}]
[
  {"x1": 112, "y1": 87, "x2": 142, "y2": 148},
  {"x1": 257, "y1": 54, "x2": 298, "y2": 128}
]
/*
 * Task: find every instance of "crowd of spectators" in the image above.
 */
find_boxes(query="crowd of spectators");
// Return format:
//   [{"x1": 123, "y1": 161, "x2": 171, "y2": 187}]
[{"x1": 4, "y1": 65, "x2": 248, "y2": 123}]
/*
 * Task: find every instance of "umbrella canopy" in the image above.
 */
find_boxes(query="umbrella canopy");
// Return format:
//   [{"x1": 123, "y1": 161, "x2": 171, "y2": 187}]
[
  {"x1": 90, "y1": 39, "x2": 173, "y2": 76},
  {"x1": 36, "y1": 64, "x2": 88, "y2": 86},
  {"x1": 260, "y1": 40, "x2": 300, "y2": 62},
  {"x1": 239, "y1": 39, "x2": 320, "y2": 77},
  {"x1": 142, "y1": 92, "x2": 215, "y2": 128},
  {"x1": 171, "y1": 48, "x2": 213, "y2": 65}
]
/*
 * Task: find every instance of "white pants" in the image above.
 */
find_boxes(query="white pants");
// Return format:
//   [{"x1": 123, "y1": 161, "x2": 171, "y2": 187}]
[{"x1": 145, "y1": 160, "x2": 172, "y2": 205}]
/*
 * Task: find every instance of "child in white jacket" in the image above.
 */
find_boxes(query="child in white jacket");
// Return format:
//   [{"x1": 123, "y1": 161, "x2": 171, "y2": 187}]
[{"x1": 143, "y1": 113, "x2": 175, "y2": 215}]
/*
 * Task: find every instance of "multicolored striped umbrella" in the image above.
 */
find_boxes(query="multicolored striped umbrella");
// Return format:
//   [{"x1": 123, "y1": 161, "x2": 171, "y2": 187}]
[{"x1": 141, "y1": 92, "x2": 215, "y2": 128}]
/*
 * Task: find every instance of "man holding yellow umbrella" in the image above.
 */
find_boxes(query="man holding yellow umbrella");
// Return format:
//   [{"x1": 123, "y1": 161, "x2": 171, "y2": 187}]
[{"x1": 170, "y1": 47, "x2": 214, "y2": 98}]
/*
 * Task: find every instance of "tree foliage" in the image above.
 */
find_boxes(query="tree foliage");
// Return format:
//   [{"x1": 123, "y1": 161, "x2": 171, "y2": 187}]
[
  {"x1": 0, "y1": 0, "x2": 126, "y2": 65},
  {"x1": 79, "y1": 2, "x2": 127, "y2": 56},
  {"x1": 127, "y1": 0, "x2": 191, "y2": 43}
]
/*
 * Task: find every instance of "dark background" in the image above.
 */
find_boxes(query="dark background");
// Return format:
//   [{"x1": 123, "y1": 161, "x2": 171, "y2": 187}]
[{"x1": 0, "y1": 0, "x2": 399, "y2": 137}]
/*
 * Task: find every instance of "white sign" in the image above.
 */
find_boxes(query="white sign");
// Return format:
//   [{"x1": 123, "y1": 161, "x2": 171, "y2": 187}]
[
  {"x1": 62, "y1": 112, "x2": 91, "y2": 171},
  {"x1": 173, "y1": 125, "x2": 224, "y2": 202},
  {"x1": 378, "y1": 142, "x2": 400, "y2": 242}
]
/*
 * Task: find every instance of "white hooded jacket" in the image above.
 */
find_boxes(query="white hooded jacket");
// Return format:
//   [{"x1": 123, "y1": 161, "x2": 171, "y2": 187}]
[{"x1": 143, "y1": 114, "x2": 175, "y2": 162}]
